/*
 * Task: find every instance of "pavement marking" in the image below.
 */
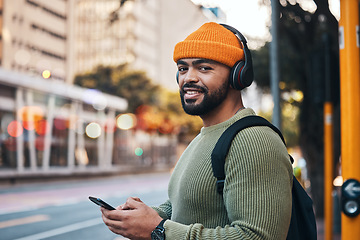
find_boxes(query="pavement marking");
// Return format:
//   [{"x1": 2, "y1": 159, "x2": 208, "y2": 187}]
[
  {"x1": 0, "y1": 214, "x2": 50, "y2": 229},
  {"x1": 13, "y1": 218, "x2": 103, "y2": 240}
]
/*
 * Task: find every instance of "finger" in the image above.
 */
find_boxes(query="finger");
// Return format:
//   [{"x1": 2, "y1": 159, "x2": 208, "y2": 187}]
[
  {"x1": 102, "y1": 214, "x2": 124, "y2": 235},
  {"x1": 123, "y1": 197, "x2": 144, "y2": 209},
  {"x1": 130, "y1": 196, "x2": 143, "y2": 202},
  {"x1": 101, "y1": 207, "x2": 124, "y2": 221},
  {"x1": 116, "y1": 204, "x2": 125, "y2": 210}
]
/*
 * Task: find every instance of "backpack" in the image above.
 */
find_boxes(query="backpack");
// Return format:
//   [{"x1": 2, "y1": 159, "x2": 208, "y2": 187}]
[{"x1": 211, "y1": 115, "x2": 317, "y2": 240}]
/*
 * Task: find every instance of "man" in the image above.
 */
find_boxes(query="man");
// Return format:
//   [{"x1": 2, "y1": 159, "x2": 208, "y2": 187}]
[{"x1": 101, "y1": 22, "x2": 293, "y2": 240}]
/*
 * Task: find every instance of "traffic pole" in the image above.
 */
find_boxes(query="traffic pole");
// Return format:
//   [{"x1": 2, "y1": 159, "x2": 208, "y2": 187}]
[
  {"x1": 324, "y1": 102, "x2": 333, "y2": 240},
  {"x1": 339, "y1": 0, "x2": 360, "y2": 239},
  {"x1": 323, "y1": 32, "x2": 334, "y2": 240}
]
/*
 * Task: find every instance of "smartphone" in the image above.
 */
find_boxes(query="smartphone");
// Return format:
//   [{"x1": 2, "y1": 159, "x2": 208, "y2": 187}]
[{"x1": 89, "y1": 196, "x2": 116, "y2": 210}]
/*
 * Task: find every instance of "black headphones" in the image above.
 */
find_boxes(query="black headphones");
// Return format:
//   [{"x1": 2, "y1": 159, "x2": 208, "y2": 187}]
[
  {"x1": 176, "y1": 23, "x2": 254, "y2": 91},
  {"x1": 220, "y1": 23, "x2": 254, "y2": 90}
]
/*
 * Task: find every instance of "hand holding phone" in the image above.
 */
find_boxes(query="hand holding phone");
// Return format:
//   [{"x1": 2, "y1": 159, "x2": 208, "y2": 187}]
[{"x1": 89, "y1": 196, "x2": 116, "y2": 210}]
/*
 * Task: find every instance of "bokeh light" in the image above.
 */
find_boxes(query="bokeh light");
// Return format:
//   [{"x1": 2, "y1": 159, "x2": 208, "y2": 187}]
[
  {"x1": 19, "y1": 106, "x2": 44, "y2": 130},
  {"x1": 135, "y1": 147, "x2": 143, "y2": 156},
  {"x1": 7, "y1": 120, "x2": 23, "y2": 137},
  {"x1": 42, "y1": 70, "x2": 51, "y2": 79},
  {"x1": 85, "y1": 122, "x2": 101, "y2": 138},
  {"x1": 116, "y1": 113, "x2": 137, "y2": 130},
  {"x1": 54, "y1": 118, "x2": 68, "y2": 130},
  {"x1": 35, "y1": 119, "x2": 50, "y2": 136}
]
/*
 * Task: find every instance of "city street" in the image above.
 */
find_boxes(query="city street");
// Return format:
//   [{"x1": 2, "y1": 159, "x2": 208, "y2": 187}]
[
  {"x1": 0, "y1": 171, "x2": 340, "y2": 240},
  {"x1": 0, "y1": 172, "x2": 170, "y2": 240}
]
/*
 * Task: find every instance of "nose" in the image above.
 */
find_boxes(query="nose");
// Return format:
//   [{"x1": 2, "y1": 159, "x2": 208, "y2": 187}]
[{"x1": 183, "y1": 68, "x2": 199, "y2": 84}]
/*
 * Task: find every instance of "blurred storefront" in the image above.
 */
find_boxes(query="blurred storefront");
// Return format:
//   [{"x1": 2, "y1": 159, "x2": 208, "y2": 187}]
[{"x1": 0, "y1": 69, "x2": 178, "y2": 180}]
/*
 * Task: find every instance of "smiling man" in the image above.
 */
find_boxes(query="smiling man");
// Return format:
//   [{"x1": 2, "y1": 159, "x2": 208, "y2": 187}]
[{"x1": 101, "y1": 22, "x2": 293, "y2": 240}]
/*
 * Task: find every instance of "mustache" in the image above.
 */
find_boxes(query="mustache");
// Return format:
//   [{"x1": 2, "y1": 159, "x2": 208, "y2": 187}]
[{"x1": 181, "y1": 83, "x2": 207, "y2": 92}]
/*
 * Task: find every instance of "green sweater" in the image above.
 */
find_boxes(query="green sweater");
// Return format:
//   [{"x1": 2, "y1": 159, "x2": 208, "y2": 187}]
[{"x1": 154, "y1": 108, "x2": 293, "y2": 239}]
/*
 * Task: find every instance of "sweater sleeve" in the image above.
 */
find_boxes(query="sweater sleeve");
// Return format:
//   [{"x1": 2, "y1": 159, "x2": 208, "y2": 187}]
[
  {"x1": 222, "y1": 126, "x2": 293, "y2": 239},
  {"x1": 152, "y1": 199, "x2": 173, "y2": 220}
]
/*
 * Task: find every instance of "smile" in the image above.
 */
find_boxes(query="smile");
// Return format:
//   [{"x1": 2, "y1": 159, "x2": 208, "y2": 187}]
[
  {"x1": 183, "y1": 88, "x2": 204, "y2": 100},
  {"x1": 186, "y1": 91, "x2": 201, "y2": 95}
]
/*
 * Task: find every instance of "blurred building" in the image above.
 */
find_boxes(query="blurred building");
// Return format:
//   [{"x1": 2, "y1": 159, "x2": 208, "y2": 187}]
[
  {"x1": 0, "y1": 0, "x2": 224, "y2": 178},
  {"x1": 73, "y1": 0, "x2": 225, "y2": 90},
  {"x1": 0, "y1": 0, "x2": 224, "y2": 88},
  {"x1": 1, "y1": 0, "x2": 69, "y2": 81}
]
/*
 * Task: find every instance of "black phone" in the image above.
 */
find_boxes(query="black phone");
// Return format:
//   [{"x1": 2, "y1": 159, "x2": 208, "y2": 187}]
[{"x1": 89, "y1": 196, "x2": 116, "y2": 210}]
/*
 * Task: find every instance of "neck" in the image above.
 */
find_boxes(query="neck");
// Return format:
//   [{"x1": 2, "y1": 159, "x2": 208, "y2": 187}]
[
  {"x1": 201, "y1": 103, "x2": 244, "y2": 127},
  {"x1": 234, "y1": 106, "x2": 246, "y2": 115},
  {"x1": 200, "y1": 87, "x2": 245, "y2": 127}
]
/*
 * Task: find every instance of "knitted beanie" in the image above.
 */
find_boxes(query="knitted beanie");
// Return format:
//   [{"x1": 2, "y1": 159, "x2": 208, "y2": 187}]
[{"x1": 173, "y1": 22, "x2": 244, "y2": 67}]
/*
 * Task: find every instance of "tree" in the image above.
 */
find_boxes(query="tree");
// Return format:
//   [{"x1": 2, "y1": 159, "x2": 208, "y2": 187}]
[
  {"x1": 74, "y1": 64, "x2": 160, "y2": 113},
  {"x1": 74, "y1": 64, "x2": 202, "y2": 138},
  {"x1": 255, "y1": 0, "x2": 340, "y2": 218}
]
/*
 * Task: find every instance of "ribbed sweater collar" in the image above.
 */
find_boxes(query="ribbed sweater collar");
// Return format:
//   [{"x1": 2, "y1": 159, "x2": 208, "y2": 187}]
[{"x1": 200, "y1": 108, "x2": 256, "y2": 135}]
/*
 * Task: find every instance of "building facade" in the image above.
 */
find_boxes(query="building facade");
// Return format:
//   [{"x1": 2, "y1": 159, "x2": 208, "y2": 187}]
[
  {"x1": 1, "y1": 0, "x2": 69, "y2": 81},
  {"x1": 73, "y1": 0, "x2": 224, "y2": 90},
  {"x1": 0, "y1": 68, "x2": 179, "y2": 179},
  {"x1": 0, "y1": 0, "x2": 224, "y2": 87}
]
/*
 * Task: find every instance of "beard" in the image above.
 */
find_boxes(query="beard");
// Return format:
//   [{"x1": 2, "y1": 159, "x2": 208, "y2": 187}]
[{"x1": 180, "y1": 80, "x2": 229, "y2": 116}]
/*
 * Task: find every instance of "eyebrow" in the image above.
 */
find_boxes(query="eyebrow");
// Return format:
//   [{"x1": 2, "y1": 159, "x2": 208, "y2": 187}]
[{"x1": 177, "y1": 59, "x2": 217, "y2": 66}]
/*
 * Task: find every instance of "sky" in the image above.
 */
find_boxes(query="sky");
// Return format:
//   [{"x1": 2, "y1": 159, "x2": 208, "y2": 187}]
[{"x1": 191, "y1": 0, "x2": 340, "y2": 47}]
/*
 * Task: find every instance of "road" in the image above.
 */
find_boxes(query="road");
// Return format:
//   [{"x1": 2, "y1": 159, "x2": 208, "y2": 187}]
[{"x1": 0, "y1": 172, "x2": 171, "y2": 240}]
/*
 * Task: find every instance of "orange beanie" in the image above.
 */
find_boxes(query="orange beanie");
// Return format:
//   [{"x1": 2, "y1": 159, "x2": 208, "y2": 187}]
[{"x1": 173, "y1": 22, "x2": 244, "y2": 67}]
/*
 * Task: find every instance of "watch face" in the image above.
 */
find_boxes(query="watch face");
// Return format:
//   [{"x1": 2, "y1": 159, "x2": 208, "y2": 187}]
[{"x1": 151, "y1": 229, "x2": 165, "y2": 240}]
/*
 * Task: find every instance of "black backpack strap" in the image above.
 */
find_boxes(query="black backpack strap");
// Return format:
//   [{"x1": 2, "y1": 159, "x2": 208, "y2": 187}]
[{"x1": 211, "y1": 115, "x2": 293, "y2": 194}]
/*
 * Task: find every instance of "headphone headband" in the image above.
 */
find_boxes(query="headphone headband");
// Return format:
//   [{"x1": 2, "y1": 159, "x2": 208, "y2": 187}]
[{"x1": 220, "y1": 24, "x2": 248, "y2": 45}]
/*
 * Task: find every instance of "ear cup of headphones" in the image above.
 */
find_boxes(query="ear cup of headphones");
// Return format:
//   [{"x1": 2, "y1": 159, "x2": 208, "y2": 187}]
[
  {"x1": 230, "y1": 57, "x2": 253, "y2": 90},
  {"x1": 176, "y1": 71, "x2": 179, "y2": 84},
  {"x1": 231, "y1": 50, "x2": 254, "y2": 90},
  {"x1": 230, "y1": 60, "x2": 245, "y2": 90}
]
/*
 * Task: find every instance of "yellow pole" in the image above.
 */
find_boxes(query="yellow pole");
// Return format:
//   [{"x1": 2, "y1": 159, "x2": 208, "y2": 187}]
[
  {"x1": 324, "y1": 102, "x2": 333, "y2": 240},
  {"x1": 339, "y1": 0, "x2": 360, "y2": 239}
]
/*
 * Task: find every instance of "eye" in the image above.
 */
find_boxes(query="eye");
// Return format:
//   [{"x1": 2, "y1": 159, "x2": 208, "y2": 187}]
[
  {"x1": 178, "y1": 66, "x2": 188, "y2": 72},
  {"x1": 199, "y1": 66, "x2": 213, "y2": 71}
]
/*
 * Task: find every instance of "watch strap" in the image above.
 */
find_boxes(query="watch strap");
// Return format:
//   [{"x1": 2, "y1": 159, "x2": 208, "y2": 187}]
[
  {"x1": 157, "y1": 219, "x2": 166, "y2": 229},
  {"x1": 151, "y1": 219, "x2": 166, "y2": 240}
]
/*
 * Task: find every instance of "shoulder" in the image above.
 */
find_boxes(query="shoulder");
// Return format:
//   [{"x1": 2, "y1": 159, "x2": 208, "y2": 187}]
[
  {"x1": 226, "y1": 124, "x2": 292, "y2": 175},
  {"x1": 234, "y1": 124, "x2": 285, "y2": 150}
]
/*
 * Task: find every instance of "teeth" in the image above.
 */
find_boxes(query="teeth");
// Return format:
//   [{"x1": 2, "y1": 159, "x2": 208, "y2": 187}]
[{"x1": 187, "y1": 91, "x2": 199, "y2": 95}]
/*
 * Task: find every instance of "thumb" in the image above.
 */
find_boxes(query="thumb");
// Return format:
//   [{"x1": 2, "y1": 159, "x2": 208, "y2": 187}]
[
  {"x1": 123, "y1": 197, "x2": 143, "y2": 210},
  {"x1": 130, "y1": 197, "x2": 143, "y2": 203}
]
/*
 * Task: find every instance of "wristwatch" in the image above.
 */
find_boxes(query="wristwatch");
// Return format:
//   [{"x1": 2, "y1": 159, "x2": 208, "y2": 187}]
[{"x1": 151, "y1": 219, "x2": 166, "y2": 240}]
